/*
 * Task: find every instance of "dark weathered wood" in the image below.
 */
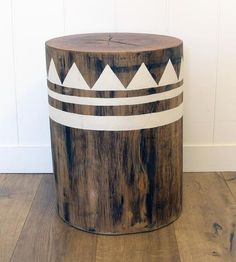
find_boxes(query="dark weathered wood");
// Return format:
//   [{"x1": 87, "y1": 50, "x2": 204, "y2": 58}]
[
  {"x1": 46, "y1": 33, "x2": 183, "y2": 234},
  {"x1": 50, "y1": 119, "x2": 183, "y2": 234}
]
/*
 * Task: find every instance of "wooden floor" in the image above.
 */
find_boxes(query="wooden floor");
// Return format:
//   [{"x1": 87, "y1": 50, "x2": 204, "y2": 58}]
[{"x1": 0, "y1": 173, "x2": 236, "y2": 262}]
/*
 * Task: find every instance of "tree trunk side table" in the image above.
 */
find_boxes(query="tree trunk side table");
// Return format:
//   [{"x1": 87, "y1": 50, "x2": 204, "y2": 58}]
[{"x1": 45, "y1": 33, "x2": 183, "y2": 235}]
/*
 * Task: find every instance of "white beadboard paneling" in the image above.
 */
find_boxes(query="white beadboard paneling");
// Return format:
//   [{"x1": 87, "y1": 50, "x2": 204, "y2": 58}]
[
  {"x1": 214, "y1": 122, "x2": 236, "y2": 144},
  {"x1": 64, "y1": 0, "x2": 115, "y2": 34},
  {"x1": 169, "y1": 0, "x2": 219, "y2": 144},
  {"x1": 0, "y1": 1, "x2": 18, "y2": 144},
  {"x1": 0, "y1": 0, "x2": 235, "y2": 172},
  {"x1": 183, "y1": 122, "x2": 214, "y2": 144},
  {"x1": 11, "y1": 0, "x2": 64, "y2": 145},
  {"x1": 114, "y1": 0, "x2": 167, "y2": 34},
  {"x1": 214, "y1": 0, "x2": 236, "y2": 143}
]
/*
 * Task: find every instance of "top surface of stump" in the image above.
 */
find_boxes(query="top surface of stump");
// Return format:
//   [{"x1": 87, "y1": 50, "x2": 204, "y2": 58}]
[{"x1": 46, "y1": 33, "x2": 182, "y2": 53}]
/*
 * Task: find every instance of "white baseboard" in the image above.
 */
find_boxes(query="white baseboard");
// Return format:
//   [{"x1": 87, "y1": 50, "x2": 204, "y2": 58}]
[
  {"x1": 0, "y1": 145, "x2": 52, "y2": 173},
  {"x1": 0, "y1": 144, "x2": 235, "y2": 173},
  {"x1": 183, "y1": 144, "x2": 236, "y2": 172}
]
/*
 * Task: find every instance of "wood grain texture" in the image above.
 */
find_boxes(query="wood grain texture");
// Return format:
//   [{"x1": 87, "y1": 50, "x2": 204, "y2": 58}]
[
  {"x1": 46, "y1": 32, "x2": 182, "y2": 52},
  {"x1": 11, "y1": 174, "x2": 180, "y2": 262},
  {"x1": 0, "y1": 174, "x2": 42, "y2": 262},
  {"x1": 3, "y1": 173, "x2": 236, "y2": 261},
  {"x1": 46, "y1": 33, "x2": 183, "y2": 234},
  {"x1": 222, "y1": 172, "x2": 236, "y2": 200},
  {"x1": 11, "y1": 175, "x2": 97, "y2": 262},
  {"x1": 95, "y1": 225, "x2": 180, "y2": 262},
  {"x1": 46, "y1": 33, "x2": 183, "y2": 87},
  {"x1": 50, "y1": 119, "x2": 182, "y2": 234},
  {"x1": 174, "y1": 173, "x2": 236, "y2": 262}
]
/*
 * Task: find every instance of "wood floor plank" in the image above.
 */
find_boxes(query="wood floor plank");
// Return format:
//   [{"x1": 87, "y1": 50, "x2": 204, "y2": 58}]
[
  {"x1": 11, "y1": 175, "x2": 97, "y2": 262},
  {"x1": 10, "y1": 172, "x2": 236, "y2": 261},
  {"x1": 12, "y1": 174, "x2": 180, "y2": 262},
  {"x1": 95, "y1": 225, "x2": 181, "y2": 262},
  {"x1": 222, "y1": 172, "x2": 236, "y2": 200},
  {"x1": 174, "y1": 172, "x2": 236, "y2": 262},
  {"x1": 0, "y1": 174, "x2": 42, "y2": 262}
]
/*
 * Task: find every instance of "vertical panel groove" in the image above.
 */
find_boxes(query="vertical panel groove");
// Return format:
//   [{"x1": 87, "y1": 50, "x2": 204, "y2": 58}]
[
  {"x1": 113, "y1": 0, "x2": 117, "y2": 32},
  {"x1": 212, "y1": 0, "x2": 222, "y2": 144},
  {"x1": 9, "y1": 175, "x2": 43, "y2": 261},
  {"x1": 165, "y1": 0, "x2": 170, "y2": 34},
  {"x1": 62, "y1": 0, "x2": 66, "y2": 35},
  {"x1": 10, "y1": 0, "x2": 20, "y2": 144}
]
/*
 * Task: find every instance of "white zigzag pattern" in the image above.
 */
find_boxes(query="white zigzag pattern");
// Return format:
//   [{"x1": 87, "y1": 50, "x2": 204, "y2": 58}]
[{"x1": 47, "y1": 58, "x2": 183, "y2": 90}]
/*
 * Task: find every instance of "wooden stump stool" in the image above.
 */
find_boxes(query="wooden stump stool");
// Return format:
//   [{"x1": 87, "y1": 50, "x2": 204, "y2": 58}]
[{"x1": 45, "y1": 33, "x2": 183, "y2": 235}]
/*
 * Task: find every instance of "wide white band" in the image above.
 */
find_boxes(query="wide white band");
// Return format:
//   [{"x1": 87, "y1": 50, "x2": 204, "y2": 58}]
[
  {"x1": 49, "y1": 103, "x2": 183, "y2": 131},
  {"x1": 48, "y1": 84, "x2": 183, "y2": 106}
]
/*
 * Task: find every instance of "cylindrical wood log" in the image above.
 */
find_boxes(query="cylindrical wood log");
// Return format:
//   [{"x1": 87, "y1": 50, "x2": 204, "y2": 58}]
[{"x1": 45, "y1": 33, "x2": 183, "y2": 235}]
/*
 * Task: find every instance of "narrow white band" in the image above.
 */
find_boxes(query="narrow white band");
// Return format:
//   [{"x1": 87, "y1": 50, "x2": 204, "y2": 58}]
[
  {"x1": 48, "y1": 84, "x2": 183, "y2": 106},
  {"x1": 49, "y1": 103, "x2": 183, "y2": 131}
]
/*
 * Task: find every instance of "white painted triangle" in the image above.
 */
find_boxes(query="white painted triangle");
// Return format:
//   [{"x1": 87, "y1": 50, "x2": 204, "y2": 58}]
[
  {"x1": 127, "y1": 63, "x2": 158, "y2": 90},
  {"x1": 178, "y1": 57, "x2": 184, "y2": 80},
  {"x1": 48, "y1": 59, "x2": 61, "y2": 85},
  {"x1": 92, "y1": 65, "x2": 125, "y2": 90},
  {"x1": 63, "y1": 63, "x2": 90, "y2": 90},
  {"x1": 158, "y1": 59, "x2": 178, "y2": 86}
]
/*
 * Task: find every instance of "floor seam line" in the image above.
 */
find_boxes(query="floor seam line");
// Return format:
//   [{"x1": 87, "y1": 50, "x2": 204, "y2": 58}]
[{"x1": 9, "y1": 175, "x2": 44, "y2": 262}]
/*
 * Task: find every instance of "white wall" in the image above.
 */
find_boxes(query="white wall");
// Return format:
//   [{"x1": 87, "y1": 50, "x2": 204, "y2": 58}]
[{"x1": 0, "y1": 0, "x2": 235, "y2": 172}]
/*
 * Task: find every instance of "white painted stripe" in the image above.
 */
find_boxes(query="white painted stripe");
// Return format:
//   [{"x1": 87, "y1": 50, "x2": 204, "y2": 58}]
[
  {"x1": 49, "y1": 103, "x2": 183, "y2": 131},
  {"x1": 48, "y1": 84, "x2": 183, "y2": 106}
]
